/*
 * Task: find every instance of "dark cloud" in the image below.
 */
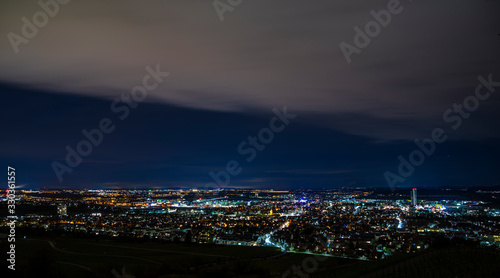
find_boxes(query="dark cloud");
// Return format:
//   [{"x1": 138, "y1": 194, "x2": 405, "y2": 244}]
[
  {"x1": 1, "y1": 0, "x2": 499, "y2": 140},
  {"x1": 1, "y1": 1, "x2": 499, "y2": 188}
]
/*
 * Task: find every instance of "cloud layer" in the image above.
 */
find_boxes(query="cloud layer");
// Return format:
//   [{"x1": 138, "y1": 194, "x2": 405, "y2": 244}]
[{"x1": 1, "y1": 0, "x2": 499, "y2": 140}]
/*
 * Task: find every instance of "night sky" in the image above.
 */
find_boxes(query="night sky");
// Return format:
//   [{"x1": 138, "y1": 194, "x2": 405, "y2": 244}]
[{"x1": 1, "y1": 0, "x2": 499, "y2": 189}]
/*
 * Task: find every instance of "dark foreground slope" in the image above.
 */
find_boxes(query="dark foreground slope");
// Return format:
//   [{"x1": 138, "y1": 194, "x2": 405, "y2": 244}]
[{"x1": 1, "y1": 236, "x2": 499, "y2": 278}]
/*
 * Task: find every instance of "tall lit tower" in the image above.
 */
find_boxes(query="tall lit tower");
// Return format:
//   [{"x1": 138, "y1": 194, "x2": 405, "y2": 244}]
[{"x1": 411, "y1": 188, "x2": 417, "y2": 206}]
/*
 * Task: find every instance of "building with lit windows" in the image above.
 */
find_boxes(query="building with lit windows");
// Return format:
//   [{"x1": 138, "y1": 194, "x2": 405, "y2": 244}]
[
  {"x1": 57, "y1": 204, "x2": 68, "y2": 216},
  {"x1": 411, "y1": 188, "x2": 417, "y2": 206}
]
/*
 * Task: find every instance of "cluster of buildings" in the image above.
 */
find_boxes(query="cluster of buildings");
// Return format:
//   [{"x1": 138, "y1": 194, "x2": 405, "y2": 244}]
[{"x1": 1, "y1": 188, "x2": 499, "y2": 260}]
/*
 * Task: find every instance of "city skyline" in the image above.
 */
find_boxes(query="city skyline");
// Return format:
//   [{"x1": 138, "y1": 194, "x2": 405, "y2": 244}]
[{"x1": 2, "y1": 1, "x2": 500, "y2": 276}]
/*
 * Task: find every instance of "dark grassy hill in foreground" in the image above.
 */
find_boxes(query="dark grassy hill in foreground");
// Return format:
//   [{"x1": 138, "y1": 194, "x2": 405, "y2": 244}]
[
  {"x1": 1, "y1": 236, "x2": 499, "y2": 278},
  {"x1": 312, "y1": 247, "x2": 500, "y2": 278}
]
